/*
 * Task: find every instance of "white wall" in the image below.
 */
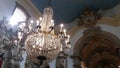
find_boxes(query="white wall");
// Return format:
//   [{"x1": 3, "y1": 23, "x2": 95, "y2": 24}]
[{"x1": 0, "y1": 0, "x2": 15, "y2": 20}]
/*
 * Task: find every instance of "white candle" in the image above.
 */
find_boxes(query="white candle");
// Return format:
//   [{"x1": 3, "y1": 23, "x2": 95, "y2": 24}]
[
  {"x1": 36, "y1": 20, "x2": 39, "y2": 26},
  {"x1": 14, "y1": 40, "x2": 17, "y2": 45},
  {"x1": 65, "y1": 40, "x2": 68, "y2": 44},
  {"x1": 39, "y1": 17, "x2": 42, "y2": 24},
  {"x1": 30, "y1": 20, "x2": 33, "y2": 24},
  {"x1": 67, "y1": 35, "x2": 70, "y2": 41},
  {"x1": 51, "y1": 19, "x2": 54, "y2": 23},
  {"x1": 63, "y1": 29, "x2": 66, "y2": 36},
  {"x1": 51, "y1": 19, "x2": 54, "y2": 26},
  {"x1": 29, "y1": 25, "x2": 32, "y2": 30},
  {"x1": 29, "y1": 21, "x2": 32, "y2": 30},
  {"x1": 60, "y1": 24, "x2": 64, "y2": 32},
  {"x1": 18, "y1": 32, "x2": 22, "y2": 40},
  {"x1": 19, "y1": 23, "x2": 26, "y2": 31},
  {"x1": 17, "y1": 32, "x2": 21, "y2": 36},
  {"x1": 39, "y1": 17, "x2": 42, "y2": 21}
]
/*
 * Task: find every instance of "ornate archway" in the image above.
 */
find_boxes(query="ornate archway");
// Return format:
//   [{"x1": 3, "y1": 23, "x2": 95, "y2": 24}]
[{"x1": 72, "y1": 30, "x2": 120, "y2": 68}]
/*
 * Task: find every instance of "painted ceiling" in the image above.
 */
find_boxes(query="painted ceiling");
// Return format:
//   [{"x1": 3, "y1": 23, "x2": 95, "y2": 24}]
[{"x1": 31, "y1": 0, "x2": 120, "y2": 24}]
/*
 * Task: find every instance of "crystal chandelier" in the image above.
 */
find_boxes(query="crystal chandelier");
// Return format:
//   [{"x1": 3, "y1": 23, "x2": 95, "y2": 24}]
[{"x1": 22, "y1": 3, "x2": 71, "y2": 65}]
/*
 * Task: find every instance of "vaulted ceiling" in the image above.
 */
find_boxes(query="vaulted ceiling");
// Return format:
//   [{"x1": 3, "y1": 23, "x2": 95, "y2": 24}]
[{"x1": 31, "y1": 0, "x2": 120, "y2": 24}]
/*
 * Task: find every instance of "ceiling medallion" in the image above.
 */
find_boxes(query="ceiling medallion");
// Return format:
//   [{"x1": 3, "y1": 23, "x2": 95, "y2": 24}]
[{"x1": 77, "y1": 8, "x2": 101, "y2": 34}]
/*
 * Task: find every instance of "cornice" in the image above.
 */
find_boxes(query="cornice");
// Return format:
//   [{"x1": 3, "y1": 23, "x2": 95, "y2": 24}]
[{"x1": 69, "y1": 14, "x2": 120, "y2": 37}]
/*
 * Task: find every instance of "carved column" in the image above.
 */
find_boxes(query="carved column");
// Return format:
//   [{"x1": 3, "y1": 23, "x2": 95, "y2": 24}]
[
  {"x1": 56, "y1": 51, "x2": 68, "y2": 68},
  {"x1": 71, "y1": 55, "x2": 82, "y2": 68}
]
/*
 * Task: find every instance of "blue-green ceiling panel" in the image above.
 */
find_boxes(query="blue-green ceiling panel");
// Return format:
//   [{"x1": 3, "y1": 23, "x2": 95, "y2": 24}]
[{"x1": 31, "y1": 0, "x2": 120, "y2": 24}]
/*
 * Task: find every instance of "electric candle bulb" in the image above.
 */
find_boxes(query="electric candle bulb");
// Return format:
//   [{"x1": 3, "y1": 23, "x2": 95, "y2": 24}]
[
  {"x1": 51, "y1": 19, "x2": 54, "y2": 23},
  {"x1": 30, "y1": 20, "x2": 33, "y2": 24},
  {"x1": 39, "y1": 17, "x2": 42, "y2": 20},
  {"x1": 29, "y1": 26, "x2": 32, "y2": 30},
  {"x1": 18, "y1": 32, "x2": 22, "y2": 40},
  {"x1": 60, "y1": 24, "x2": 64, "y2": 28},
  {"x1": 18, "y1": 35, "x2": 22, "y2": 40},
  {"x1": 14, "y1": 40, "x2": 17, "y2": 43},
  {"x1": 33, "y1": 45, "x2": 35, "y2": 48},
  {"x1": 67, "y1": 35, "x2": 70, "y2": 38},
  {"x1": 60, "y1": 24, "x2": 64, "y2": 32}
]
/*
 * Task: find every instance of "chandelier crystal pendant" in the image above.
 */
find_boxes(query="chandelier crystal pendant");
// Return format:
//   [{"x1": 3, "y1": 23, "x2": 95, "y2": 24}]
[{"x1": 24, "y1": 6, "x2": 71, "y2": 64}]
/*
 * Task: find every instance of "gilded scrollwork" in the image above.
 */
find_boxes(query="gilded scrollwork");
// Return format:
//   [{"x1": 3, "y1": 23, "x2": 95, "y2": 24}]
[{"x1": 77, "y1": 8, "x2": 101, "y2": 28}]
